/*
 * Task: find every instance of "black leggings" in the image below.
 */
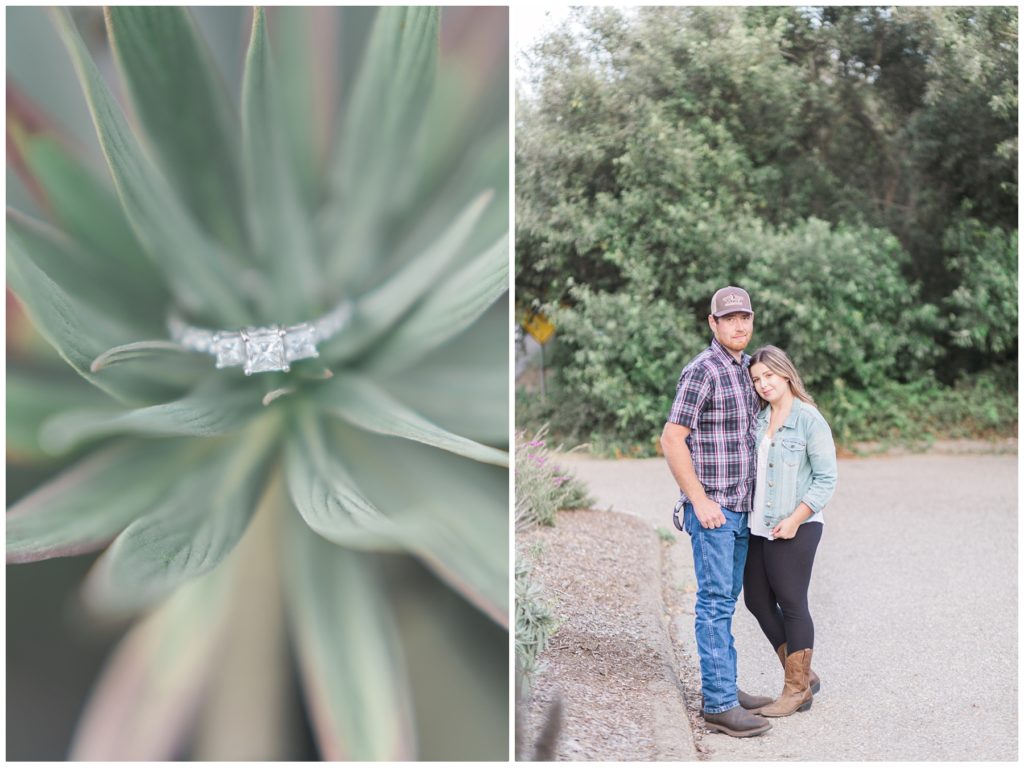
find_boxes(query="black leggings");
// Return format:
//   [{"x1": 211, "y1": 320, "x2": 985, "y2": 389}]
[{"x1": 743, "y1": 523, "x2": 822, "y2": 653}]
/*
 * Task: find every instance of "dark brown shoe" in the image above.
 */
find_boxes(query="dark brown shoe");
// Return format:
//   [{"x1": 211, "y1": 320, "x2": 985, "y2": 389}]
[
  {"x1": 701, "y1": 690, "x2": 771, "y2": 711},
  {"x1": 776, "y1": 642, "x2": 820, "y2": 694},
  {"x1": 738, "y1": 689, "x2": 772, "y2": 710},
  {"x1": 702, "y1": 706, "x2": 771, "y2": 737}
]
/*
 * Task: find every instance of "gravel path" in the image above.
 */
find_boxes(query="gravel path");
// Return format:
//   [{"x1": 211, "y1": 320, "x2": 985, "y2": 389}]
[{"x1": 524, "y1": 448, "x2": 1018, "y2": 761}]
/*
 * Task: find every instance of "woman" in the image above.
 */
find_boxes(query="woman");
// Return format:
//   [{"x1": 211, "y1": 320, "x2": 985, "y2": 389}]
[{"x1": 744, "y1": 345, "x2": 837, "y2": 717}]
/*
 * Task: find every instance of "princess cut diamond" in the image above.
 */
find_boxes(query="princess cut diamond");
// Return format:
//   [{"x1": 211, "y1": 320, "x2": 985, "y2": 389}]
[
  {"x1": 283, "y1": 323, "x2": 319, "y2": 362},
  {"x1": 242, "y1": 326, "x2": 288, "y2": 375},
  {"x1": 212, "y1": 333, "x2": 245, "y2": 368}
]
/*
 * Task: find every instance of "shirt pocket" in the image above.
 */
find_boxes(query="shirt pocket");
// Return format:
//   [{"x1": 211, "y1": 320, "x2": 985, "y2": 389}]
[
  {"x1": 781, "y1": 438, "x2": 806, "y2": 467},
  {"x1": 704, "y1": 397, "x2": 741, "y2": 424}
]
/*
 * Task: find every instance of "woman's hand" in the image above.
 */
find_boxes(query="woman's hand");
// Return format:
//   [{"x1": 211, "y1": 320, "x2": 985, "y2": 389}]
[{"x1": 771, "y1": 516, "x2": 800, "y2": 540}]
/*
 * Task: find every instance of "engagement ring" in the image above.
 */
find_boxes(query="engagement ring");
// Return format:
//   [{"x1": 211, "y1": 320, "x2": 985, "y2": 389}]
[{"x1": 169, "y1": 301, "x2": 352, "y2": 375}]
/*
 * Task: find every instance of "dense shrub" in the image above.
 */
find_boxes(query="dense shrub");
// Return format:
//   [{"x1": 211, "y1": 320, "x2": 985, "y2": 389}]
[
  {"x1": 818, "y1": 365, "x2": 1017, "y2": 446},
  {"x1": 735, "y1": 218, "x2": 945, "y2": 390},
  {"x1": 943, "y1": 218, "x2": 1018, "y2": 356},
  {"x1": 548, "y1": 287, "x2": 704, "y2": 451}
]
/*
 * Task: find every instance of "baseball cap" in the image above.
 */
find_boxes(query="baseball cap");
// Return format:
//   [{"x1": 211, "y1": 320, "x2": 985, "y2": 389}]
[{"x1": 710, "y1": 286, "x2": 753, "y2": 317}]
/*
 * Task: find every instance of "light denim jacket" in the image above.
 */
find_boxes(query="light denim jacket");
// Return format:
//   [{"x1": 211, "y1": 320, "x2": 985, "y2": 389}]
[{"x1": 754, "y1": 398, "x2": 838, "y2": 530}]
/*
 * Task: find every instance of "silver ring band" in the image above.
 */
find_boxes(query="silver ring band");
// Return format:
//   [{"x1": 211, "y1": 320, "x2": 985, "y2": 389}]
[{"x1": 169, "y1": 301, "x2": 352, "y2": 375}]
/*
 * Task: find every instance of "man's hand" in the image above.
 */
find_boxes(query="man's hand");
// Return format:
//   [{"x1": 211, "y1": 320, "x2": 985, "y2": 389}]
[
  {"x1": 771, "y1": 516, "x2": 799, "y2": 540},
  {"x1": 693, "y1": 497, "x2": 726, "y2": 529}
]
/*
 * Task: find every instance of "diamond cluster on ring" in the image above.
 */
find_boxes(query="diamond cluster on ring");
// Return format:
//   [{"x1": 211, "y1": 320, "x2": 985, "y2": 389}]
[
  {"x1": 212, "y1": 325, "x2": 320, "y2": 374},
  {"x1": 172, "y1": 302, "x2": 350, "y2": 375}
]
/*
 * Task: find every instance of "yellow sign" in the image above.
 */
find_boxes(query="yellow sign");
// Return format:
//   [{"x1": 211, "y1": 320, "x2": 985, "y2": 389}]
[{"x1": 522, "y1": 312, "x2": 555, "y2": 345}]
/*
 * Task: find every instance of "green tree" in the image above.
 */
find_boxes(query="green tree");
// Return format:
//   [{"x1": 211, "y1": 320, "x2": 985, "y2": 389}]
[{"x1": 517, "y1": 6, "x2": 1016, "y2": 449}]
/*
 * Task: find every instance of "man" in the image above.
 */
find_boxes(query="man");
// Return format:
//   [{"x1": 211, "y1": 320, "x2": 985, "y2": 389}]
[{"x1": 661, "y1": 286, "x2": 772, "y2": 738}]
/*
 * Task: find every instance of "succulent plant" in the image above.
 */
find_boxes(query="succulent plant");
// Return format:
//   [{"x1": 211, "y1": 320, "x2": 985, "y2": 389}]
[{"x1": 7, "y1": 6, "x2": 509, "y2": 761}]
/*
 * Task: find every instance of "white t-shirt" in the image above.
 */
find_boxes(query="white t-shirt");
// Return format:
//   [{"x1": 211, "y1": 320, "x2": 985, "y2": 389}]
[{"x1": 750, "y1": 434, "x2": 824, "y2": 540}]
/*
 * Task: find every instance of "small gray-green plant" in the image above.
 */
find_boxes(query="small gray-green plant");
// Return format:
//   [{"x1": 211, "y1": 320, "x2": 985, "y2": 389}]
[
  {"x1": 7, "y1": 6, "x2": 508, "y2": 761},
  {"x1": 514, "y1": 556, "x2": 559, "y2": 692},
  {"x1": 656, "y1": 526, "x2": 677, "y2": 544}
]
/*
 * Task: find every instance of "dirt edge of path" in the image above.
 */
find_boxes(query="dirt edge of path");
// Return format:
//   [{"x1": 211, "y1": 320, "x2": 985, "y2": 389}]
[
  {"x1": 658, "y1": 530, "x2": 715, "y2": 759},
  {"x1": 518, "y1": 509, "x2": 700, "y2": 761}
]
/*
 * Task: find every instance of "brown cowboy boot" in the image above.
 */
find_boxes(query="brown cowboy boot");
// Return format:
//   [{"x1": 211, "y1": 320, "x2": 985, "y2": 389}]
[
  {"x1": 757, "y1": 648, "x2": 813, "y2": 717},
  {"x1": 702, "y1": 705, "x2": 771, "y2": 738},
  {"x1": 776, "y1": 642, "x2": 820, "y2": 694}
]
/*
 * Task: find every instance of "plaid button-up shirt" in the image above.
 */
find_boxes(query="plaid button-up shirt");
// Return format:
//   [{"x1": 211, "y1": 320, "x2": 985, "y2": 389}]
[{"x1": 667, "y1": 338, "x2": 760, "y2": 512}]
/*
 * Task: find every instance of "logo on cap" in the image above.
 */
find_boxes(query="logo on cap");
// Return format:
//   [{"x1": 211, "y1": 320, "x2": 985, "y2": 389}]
[{"x1": 711, "y1": 286, "x2": 753, "y2": 316}]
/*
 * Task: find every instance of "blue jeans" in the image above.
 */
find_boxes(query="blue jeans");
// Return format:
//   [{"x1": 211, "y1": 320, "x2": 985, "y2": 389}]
[{"x1": 682, "y1": 502, "x2": 750, "y2": 713}]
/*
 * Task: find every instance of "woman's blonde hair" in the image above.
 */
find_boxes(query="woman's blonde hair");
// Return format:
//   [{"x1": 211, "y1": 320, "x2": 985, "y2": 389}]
[{"x1": 749, "y1": 345, "x2": 816, "y2": 408}]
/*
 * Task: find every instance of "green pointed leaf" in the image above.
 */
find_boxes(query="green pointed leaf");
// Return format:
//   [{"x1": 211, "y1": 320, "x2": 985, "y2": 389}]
[
  {"x1": 292, "y1": 415, "x2": 507, "y2": 625},
  {"x1": 90, "y1": 340, "x2": 205, "y2": 373},
  {"x1": 329, "y1": 424, "x2": 509, "y2": 626},
  {"x1": 6, "y1": 368, "x2": 117, "y2": 462},
  {"x1": 50, "y1": 8, "x2": 250, "y2": 326},
  {"x1": 190, "y1": 478, "x2": 295, "y2": 760},
  {"x1": 7, "y1": 438, "x2": 207, "y2": 563},
  {"x1": 451, "y1": 159, "x2": 508, "y2": 271},
  {"x1": 241, "y1": 7, "x2": 321, "y2": 320},
  {"x1": 315, "y1": 373, "x2": 508, "y2": 467},
  {"x1": 190, "y1": 7, "x2": 249, "y2": 105},
  {"x1": 83, "y1": 415, "x2": 280, "y2": 613},
  {"x1": 329, "y1": 6, "x2": 437, "y2": 198},
  {"x1": 7, "y1": 223, "x2": 183, "y2": 405},
  {"x1": 397, "y1": 53, "x2": 508, "y2": 238},
  {"x1": 324, "y1": 7, "x2": 439, "y2": 286},
  {"x1": 7, "y1": 209, "x2": 161, "y2": 332},
  {"x1": 105, "y1": 6, "x2": 246, "y2": 250},
  {"x1": 332, "y1": 7, "x2": 378, "y2": 128},
  {"x1": 70, "y1": 564, "x2": 235, "y2": 761},
  {"x1": 17, "y1": 132, "x2": 162, "y2": 291},
  {"x1": 283, "y1": 507, "x2": 416, "y2": 760},
  {"x1": 388, "y1": 557, "x2": 509, "y2": 761},
  {"x1": 385, "y1": 301, "x2": 508, "y2": 445},
  {"x1": 38, "y1": 379, "x2": 263, "y2": 454},
  {"x1": 284, "y1": 408, "x2": 405, "y2": 551},
  {"x1": 6, "y1": 218, "x2": 125, "y2": 351},
  {"x1": 7, "y1": 7, "x2": 104, "y2": 168},
  {"x1": 390, "y1": 123, "x2": 508, "y2": 278},
  {"x1": 368, "y1": 236, "x2": 508, "y2": 373},
  {"x1": 402, "y1": 65, "x2": 481, "y2": 211},
  {"x1": 7, "y1": 215, "x2": 205, "y2": 391},
  {"x1": 266, "y1": 7, "x2": 328, "y2": 208},
  {"x1": 320, "y1": 191, "x2": 492, "y2": 362}
]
